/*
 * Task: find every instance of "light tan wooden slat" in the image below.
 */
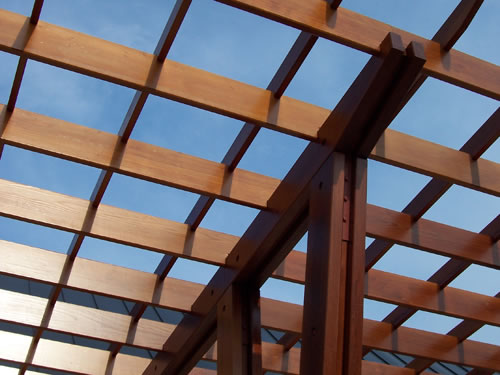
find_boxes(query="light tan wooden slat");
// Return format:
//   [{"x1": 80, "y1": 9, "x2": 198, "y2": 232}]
[
  {"x1": 371, "y1": 130, "x2": 500, "y2": 197},
  {"x1": 0, "y1": 289, "x2": 174, "y2": 351},
  {"x1": 0, "y1": 330, "x2": 435, "y2": 375},
  {"x1": 2, "y1": 178, "x2": 497, "y2": 270},
  {"x1": 0, "y1": 330, "x2": 150, "y2": 374},
  {"x1": 0, "y1": 366, "x2": 53, "y2": 375},
  {"x1": 0, "y1": 207, "x2": 498, "y2": 326},
  {"x1": 0, "y1": 9, "x2": 326, "y2": 140},
  {"x1": 2, "y1": 104, "x2": 498, "y2": 199},
  {"x1": 0, "y1": 105, "x2": 279, "y2": 210},
  {"x1": 216, "y1": 0, "x2": 500, "y2": 100},
  {"x1": 0, "y1": 240, "x2": 203, "y2": 312},
  {"x1": 0, "y1": 179, "x2": 237, "y2": 266},
  {"x1": 2, "y1": 240, "x2": 500, "y2": 344},
  {"x1": 366, "y1": 204, "x2": 499, "y2": 269},
  {"x1": 362, "y1": 319, "x2": 500, "y2": 371},
  {"x1": 366, "y1": 269, "x2": 500, "y2": 327}
]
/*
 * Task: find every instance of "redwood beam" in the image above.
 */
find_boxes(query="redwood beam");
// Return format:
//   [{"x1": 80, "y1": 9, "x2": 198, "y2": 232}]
[
  {"x1": 433, "y1": 0, "x2": 484, "y2": 51},
  {"x1": 6, "y1": 56, "x2": 27, "y2": 112},
  {"x1": 301, "y1": 154, "x2": 367, "y2": 375},
  {"x1": 30, "y1": 0, "x2": 45, "y2": 25},
  {"x1": 217, "y1": 284, "x2": 262, "y2": 375}
]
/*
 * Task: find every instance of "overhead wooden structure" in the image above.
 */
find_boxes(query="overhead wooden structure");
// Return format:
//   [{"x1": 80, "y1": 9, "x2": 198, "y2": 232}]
[{"x1": 0, "y1": 0, "x2": 498, "y2": 374}]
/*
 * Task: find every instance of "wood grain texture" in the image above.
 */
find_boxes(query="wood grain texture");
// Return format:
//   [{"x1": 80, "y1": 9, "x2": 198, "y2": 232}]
[
  {"x1": 0, "y1": 330, "x2": 213, "y2": 375},
  {"x1": 0, "y1": 9, "x2": 326, "y2": 140},
  {"x1": 0, "y1": 105, "x2": 279, "y2": 210},
  {"x1": 366, "y1": 204, "x2": 499, "y2": 269},
  {"x1": 371, "y1": 129, "x2": 500, "y2": 197},
  {"x1": 0, "y1": 289, "x2": 174, "y2": 351},
  {"x1": 366, "y1": 269, "x2": 500, "y2": 327},
  {"x1": 0, "y1": 332, "x2": 433, "y2": 375},
  {"x1": 2, "y1": 242, "x2": 499, "y2": 370},
  {"x1": 216, "y1": 0, "x2": 500, "y2": 100},
  {"x1": 2, "y1": 105, "x2": 496, "y2": 199},
  {"x1": 0, "y1": 179, "x2": 236, "y2": 265},
  {"x1": 1, "y1": 179, "x2": 498, "y2": 312}
]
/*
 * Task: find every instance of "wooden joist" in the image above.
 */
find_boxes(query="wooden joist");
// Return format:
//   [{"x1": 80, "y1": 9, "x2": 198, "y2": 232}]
[
  {"x1": 2, "y1": 240, "x2": 499, "y2": 328},
  {"x1": 0, "y1": 178, "x2": 497, "y2": 271},
  {"x1": 2, "y1": 104, "x2": 498, "y2": 201},
  {"x1": 0, "y1": 330, "x2": 439, "y2": 375}
]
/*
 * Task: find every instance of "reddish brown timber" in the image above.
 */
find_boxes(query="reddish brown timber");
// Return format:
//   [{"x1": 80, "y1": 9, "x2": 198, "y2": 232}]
[
  {"x1": 217, "y1": 284, "x2": 262, "y2": 374},
  {"x1": 30, "y1": 0, "x2": 45, "y2": 24},
  {"x1": 433, "y1": 0, "x2": 484, "y2": 51},
  {"x1": 301, "y1": 154, "x2": 367, "y2": 375},
  {"x1": 6, "y1": 56, "x2": 27, "y2": 112},
  {"x1": 0, "y1": 106, "x2": 280, "y2": 210}
]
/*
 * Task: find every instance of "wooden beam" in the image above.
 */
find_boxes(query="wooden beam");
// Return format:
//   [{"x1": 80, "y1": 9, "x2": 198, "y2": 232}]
[
  {"x1": 155, "y1": 0, "x2": 192, "y2": 62},
  {"x1": 301, "y1": 154, "x2": 367, "y2": 375},
  {"x1": 2, "y1": 285, "x2": 499, "y2": 372},
  {"x1": 0, "y1": 105, "x2": 279, "y2": 210},
  {"x1": 366, "y1": 204, "x2": 499, "y2": 270},
  {"x1": 0, "y1": 9, "x2": 326, "y2": 140},
  {"x1": 6, "y1": 57, "x2": 27, "y2": 111},
  {"x1": 433, "y1": 0, "x2": 484, "y2": 51},
  {"x1": 2, "y1": 105, "x2": 498, "y2": 200},
  {"x1": 0, "y1": 330, "x2": 214, "y2": 375},
  {"x1": 2, "y1": 239, "x2": 498, "y2": 329},
  {"x1": 215, "y1": 0, "x2": 500, "y2": 100},
  {"x1": 371, "y1": 129, "x2": 500, "y2": 197},
  {"x1": 217, "y1": 284, "x2": 262, "y2": 374}
]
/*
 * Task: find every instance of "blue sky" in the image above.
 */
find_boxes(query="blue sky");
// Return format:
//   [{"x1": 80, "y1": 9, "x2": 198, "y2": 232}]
[{"x1": 0, "y1": 0, "x2": 499, "y2": 351}]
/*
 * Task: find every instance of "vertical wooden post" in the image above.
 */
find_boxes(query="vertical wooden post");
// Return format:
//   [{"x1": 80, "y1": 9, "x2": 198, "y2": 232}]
[
  {"x1": 300, "y1": 152, "x2": 367, "y2": 375},
  {"x1": 217, "y1": 283, "x2": 263, "y2": 375}
]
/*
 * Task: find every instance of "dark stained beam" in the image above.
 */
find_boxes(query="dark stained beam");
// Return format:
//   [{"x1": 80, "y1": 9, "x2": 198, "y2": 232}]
[
  {"x1": 327, "y1": 0, "x2": 343, "y2": 10},
  {"x1": 433, "y1": 0, "x2": 484, "y2": 51},
  {"x1": 397, "y1": 0, "x2": 485, "y2": 117},
  {"x1": 217, "y1": 284, "x2": 262, "y2": 375},
  {"x1": 30, "y1": 0, "x2": 45, "y2": 24},
  {"x1": 301, "y1": 154, "x2": 367, "y2": 375},
  {"x1": 6, "y1": 56, "x2": 27, "y2": 112},
  {"x1": 143, "y1": 32, "x2": 425, "y2": 375}
]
